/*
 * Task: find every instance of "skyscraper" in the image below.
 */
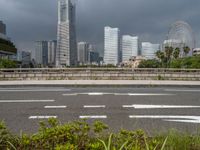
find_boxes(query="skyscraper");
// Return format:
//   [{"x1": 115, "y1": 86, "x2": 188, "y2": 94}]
[
  {"x1": 77, "y1": 42, "x2": 89, "y2": 65},
  {"x1": 104, "y1": 26, "x2": 120, "y2": 65},
  {"x1": 122, "y1": 35, "x2": 140, "y2": 62},
  {"x1": 56, "y1": 0, "x2": 77, "y2": 67}
]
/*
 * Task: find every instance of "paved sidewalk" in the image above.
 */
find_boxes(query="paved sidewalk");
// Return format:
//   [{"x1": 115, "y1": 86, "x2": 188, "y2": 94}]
[{"x1": 0, "y1": 80, "x2": 200, "y2": 87}]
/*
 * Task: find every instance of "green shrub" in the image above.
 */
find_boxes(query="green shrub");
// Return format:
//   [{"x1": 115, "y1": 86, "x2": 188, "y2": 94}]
[{"x1": 0, "y1": 119, "x2": 200, "y2": 149}]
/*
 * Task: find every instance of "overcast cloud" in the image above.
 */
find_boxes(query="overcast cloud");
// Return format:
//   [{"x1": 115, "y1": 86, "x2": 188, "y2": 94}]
[{"x1": 0, "y1": 0, "x2": 200, "y2": 56}]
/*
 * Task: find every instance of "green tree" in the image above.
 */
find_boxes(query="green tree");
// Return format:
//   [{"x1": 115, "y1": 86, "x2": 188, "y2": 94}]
[
  {"x1": 138, "y1": 59, "x2": 160, "y2": 68},
  {"x1": 183, "y1": 46, "x2": 190, "y2": 56},
  {"x1": 173, "y1": 47, "x2": 180, "y2": 59},
  {"x1": 164, "y1": 46, "x2": 173, "y2": 67}
]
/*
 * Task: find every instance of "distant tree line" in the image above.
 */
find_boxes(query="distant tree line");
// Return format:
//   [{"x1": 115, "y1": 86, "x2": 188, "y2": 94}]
[{"x1": 138, "y1": 46, "x2": 200, "y2": 69}]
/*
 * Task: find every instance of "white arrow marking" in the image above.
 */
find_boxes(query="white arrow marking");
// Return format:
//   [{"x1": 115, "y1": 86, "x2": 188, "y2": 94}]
[
  {"x1": 84, "y1": 105, "x2": 106, "y2": 108},
  {"x1": 164, "y1": 119, "x2": 200, "y2": 124},
  {"x1": 123, "y1": 104, "x2": 200, "y2": 109},
  {"x1": 79, "y1": 115, "x2": 107, "y2": 119},
  {"x1": 128, "y1": 93, "x2": 174, "y2": 96},
  {"x1": 44, "y1": 106, "x2": 67, "y2": 109},
  {"x1": 29, "y1": 116, "x2": 57, "y2": 119},
  {"x1": 0, "y1": 100, "x2": 55, "y2": 103},
  {"x1": 129, "y1": 115, "x2": 200, "y2": 119}
]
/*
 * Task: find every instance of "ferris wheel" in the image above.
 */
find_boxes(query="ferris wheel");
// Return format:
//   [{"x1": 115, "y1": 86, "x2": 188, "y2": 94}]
[{"x1": 167, "y1": 21, "x2": 195, "y2": 50}]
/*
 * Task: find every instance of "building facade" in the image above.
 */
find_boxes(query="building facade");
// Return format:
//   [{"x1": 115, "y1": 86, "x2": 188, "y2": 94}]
[
  {"x1": 193, "y1": 48, "x2": 200, "y2": 55},
  {"x1": 77, "y1": 42, "x2": 89, "y2": 65},
  {"x1": 17, "y1": 51, "x2": 31, "y2": 66},
  {"x1": 141, "y1": 42, "x2": 160, "y2": 59},
  {"x1": 56, "y1": 0, "x2": 77, "y2": 67},
  {"x1": 35, "y1": 41, "x2": 48, "y2": 66},
  {"x1": 122, "y1": 35, "x2": 140, "y2": 62},
  {"x1": 48, "y1": 40, "x2": 57, "y2": 66},
  {"x1": 104, "y1": 26, "x2": 120, "y2": 65},
  {"x1": 0, "y1": 21, "x2": 8, "y2": 41},
  {"x1": 0, "y1": 21, "x2": 6, "y2": 35}
]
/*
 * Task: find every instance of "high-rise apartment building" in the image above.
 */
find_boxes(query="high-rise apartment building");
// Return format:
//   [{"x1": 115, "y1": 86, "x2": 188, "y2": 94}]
[
  {"x1": 77, "y1": 42, "x2": 89, "y2": 65},
  {"x1": 35, "y1": 41, "x2": 48, "y2": 66},
  {"x1": 104, "y1": 26, "x2": 120, "y2": 65},
  {"x1": 122, "y1": 35, "x2": 140, "y2": 62},
  {"x1": 56, "y1": 0, "x2": 77, "y2": 67},
  {"x1": 141, "y1": 42, "x2": 160, "y2": 59},
  {"x1": 48, "y1": 40, "x2": 57, "y2": 65}
]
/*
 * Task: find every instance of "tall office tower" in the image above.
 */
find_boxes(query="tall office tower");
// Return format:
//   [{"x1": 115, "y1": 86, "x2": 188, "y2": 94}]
[
  {"x1": 35, "y1": 41, "x2": 48, "y2": 66},
  {"x1": 122, "y1": 35, "x2": 140, "y2": 62},
  {"x1": 48, "y1": 40, "x2": 57, "y2": 65},
  {"x1": 141, "y1": 42, "x2": 160, "y2": 59},
  {"x1": 104, "y1": 26, "x2": 120, "y2": 65},
  {"x1": 0, "y1": 21, "x2": 6, "y2": 35},
  {"x1": 56, "y1": 0, "x2": 77, "y2": 67},
  {"x1": 77, "y1": 42, "x2": 89, "y2": 65}
]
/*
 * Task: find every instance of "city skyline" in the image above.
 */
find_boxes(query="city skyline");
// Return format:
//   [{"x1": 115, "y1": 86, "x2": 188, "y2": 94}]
[{"x1": 0, "y1": 0, "x2": 200, "y2": 56}]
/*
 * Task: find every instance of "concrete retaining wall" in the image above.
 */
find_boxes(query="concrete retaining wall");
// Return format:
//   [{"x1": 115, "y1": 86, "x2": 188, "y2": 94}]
[{"x1": 0, "y1": 68, "x2": 200, "y2": 81}]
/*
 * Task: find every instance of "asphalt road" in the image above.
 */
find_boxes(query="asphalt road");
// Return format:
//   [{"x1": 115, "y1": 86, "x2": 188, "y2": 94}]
[{"x1": 0, "y1": 86, "x2": 200, "y2": 134}]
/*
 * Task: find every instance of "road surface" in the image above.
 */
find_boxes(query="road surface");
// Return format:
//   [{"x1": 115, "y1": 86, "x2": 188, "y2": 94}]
[{"x1": 0, "y1": 86, "x2": 200, "y2": 134}]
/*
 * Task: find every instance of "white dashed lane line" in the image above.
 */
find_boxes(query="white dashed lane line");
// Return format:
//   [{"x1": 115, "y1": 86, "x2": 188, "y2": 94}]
[
  {"x1": 29, "y1": 116, "x2": 57, "y2": 119},
  {"x1": 0, "y1": 100, "x2": 55, "y2": 103},
  {"x1": 0, "y1": 89, "x2": 71, "y2": 92},
  {"x1": 79, "y1": 115, "x2": 107, "y2": 119},
  {"x1": 44, "y1": 106, "x2": 67, "y2": 109},
  {"x1": 83, "y1": 105, "x2": 106, "y2": 108}
]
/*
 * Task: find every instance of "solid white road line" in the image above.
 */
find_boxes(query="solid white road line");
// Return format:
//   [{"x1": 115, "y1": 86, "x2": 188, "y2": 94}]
[
  {"x1": 0, "y1": 89, "x2": 71, "y2": 92},
  {"x1": 123, "y1": 104, "x2": 200, "y2": 109},
  {"x1": 63, "y1": 93, "x2": 174, "y2": 96},
  {"x1": 79, "y1": 115, "x2": 107, "y2": 119},
  {"x1": 29, "y1": 116, "x2": 57, "y2": 119},
  {"x1": 44, "y1": 106, "x2": 67, "y2": 109},
  {"x1": 84, "y1": 105, "x2": 106, "y2": 108},
  {"x1": 0, "y1": 100, "x2": 55, "y2": 103},
  {"x1": 165, "y1": 89, "x2": 200, "y2": 92},
  {"x1": 62, "y1": 93, "x2": 78, "y2": 96}
]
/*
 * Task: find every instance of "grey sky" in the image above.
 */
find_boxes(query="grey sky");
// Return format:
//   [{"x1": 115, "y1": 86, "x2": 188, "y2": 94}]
[{"x1": 0, "y1": 0, "x2": 199, "y2": 56}]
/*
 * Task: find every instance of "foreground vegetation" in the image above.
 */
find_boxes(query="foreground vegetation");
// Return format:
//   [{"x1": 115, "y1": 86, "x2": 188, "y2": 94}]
[
  {"x1": 1, "y1": 119, "x2": 200, "y2": 150},
  {"x1": 138, "y1": 46, "x2": 200, "y2": 69}
]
